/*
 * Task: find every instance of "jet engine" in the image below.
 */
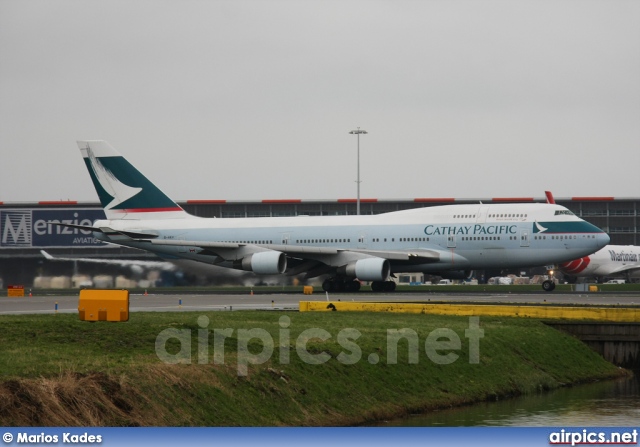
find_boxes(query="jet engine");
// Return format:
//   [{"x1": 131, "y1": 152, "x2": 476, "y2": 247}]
[
  {"x1": 338, "y1": 257, "x2": 390, "y2": 281},
  {"x1": 234, "y1": 251, "x2": 287, "y2": 274}
]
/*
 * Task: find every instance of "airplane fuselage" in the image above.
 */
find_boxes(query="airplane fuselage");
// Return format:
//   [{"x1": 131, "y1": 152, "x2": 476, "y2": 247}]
[
  {"x1": 92, "y1": 202, "x2": 608, "y2": 275},
  {"x1": 560, "y1": 245, "x2": 640, "y2": 280}
]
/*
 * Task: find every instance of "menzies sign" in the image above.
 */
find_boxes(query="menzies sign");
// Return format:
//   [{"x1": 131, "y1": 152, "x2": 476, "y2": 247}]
[{"x1": 0, "y1": 209, "x2": 106, "y2": 248}]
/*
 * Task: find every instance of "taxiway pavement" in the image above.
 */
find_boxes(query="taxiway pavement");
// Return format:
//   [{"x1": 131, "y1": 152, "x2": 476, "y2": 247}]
[{"x1": 1, "y1": 291, "x2": 638, "y2": 315}]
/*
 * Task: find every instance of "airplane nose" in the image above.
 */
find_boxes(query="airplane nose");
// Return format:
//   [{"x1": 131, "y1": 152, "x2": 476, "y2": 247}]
[
  {"x1": 597, "y1": 231, "x2": 610, "y2": 248},
  {"x1": 589, "y1": 223, "x2": 610, "y2": 249},
  {"x1": 583, "y1": 221, "x2": 609, "y2": 250}
]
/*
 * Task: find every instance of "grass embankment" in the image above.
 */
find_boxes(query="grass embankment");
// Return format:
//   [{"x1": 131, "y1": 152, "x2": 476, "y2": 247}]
[{"x1": 0, "y1": 311, "x2": 627, "y2": 426}]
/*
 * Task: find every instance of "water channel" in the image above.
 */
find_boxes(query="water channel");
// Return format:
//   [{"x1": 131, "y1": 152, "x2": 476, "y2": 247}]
[{"x1": 379, "y1": 374, "x2": 639, "y2": 426}]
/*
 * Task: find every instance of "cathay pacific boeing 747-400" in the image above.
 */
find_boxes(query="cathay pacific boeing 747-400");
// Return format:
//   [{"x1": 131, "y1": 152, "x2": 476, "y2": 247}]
[{"x1": 64, "y1": 140, "x2": 609, "y2": 292}]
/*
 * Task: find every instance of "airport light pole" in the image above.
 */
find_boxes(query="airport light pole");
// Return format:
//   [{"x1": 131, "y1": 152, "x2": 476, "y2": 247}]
[{"x1": 349, "y1": 127, "x2": 367, "y2": 215}]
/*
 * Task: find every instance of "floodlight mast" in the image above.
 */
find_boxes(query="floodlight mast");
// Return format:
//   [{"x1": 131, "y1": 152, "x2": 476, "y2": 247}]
[{"x1": 349, "y1": 127, "x2": 368, "y2": 215}]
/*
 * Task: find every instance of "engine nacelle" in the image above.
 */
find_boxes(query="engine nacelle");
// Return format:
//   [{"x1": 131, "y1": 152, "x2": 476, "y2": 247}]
[
  {"x1": 235, "y1": 251, "x2": 287, "y2": 274},
  {"x1": 339, "y1": 257, "x2": 390, "y2": 282}
]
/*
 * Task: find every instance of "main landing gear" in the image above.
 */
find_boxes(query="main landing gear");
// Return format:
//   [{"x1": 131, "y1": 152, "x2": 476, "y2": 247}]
[
  {"x1": 321, "y1": 278, "x2": 396, "y2": 293},
  {"x1": 322, "y1": 278, "x2": 361, "y2": 292},
  {"x1": 370, "y1": 281, "x2": 396, "y2": 292}
]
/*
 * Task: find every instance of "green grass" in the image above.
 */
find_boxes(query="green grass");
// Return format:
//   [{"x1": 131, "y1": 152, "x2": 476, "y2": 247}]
[{"x1": 0, "y1": 311, "x2": 627, "y2": 426}]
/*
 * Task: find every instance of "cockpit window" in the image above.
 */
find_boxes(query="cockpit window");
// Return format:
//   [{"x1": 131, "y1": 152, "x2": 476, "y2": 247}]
[{"x1": 554, "y1": 210, "x2": 574, "y2": 216}]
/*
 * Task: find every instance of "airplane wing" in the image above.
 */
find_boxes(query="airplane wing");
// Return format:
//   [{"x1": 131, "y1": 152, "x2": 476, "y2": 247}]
[
  {"x1": 148, "y1": 239, "x2": 443, "y2": 265},
  {"x1": 40, "y1": 250, "x2": 175, "y2": 270},
  {"x1": 605, "y1": 264, "x2": 640, "y2": 276}
]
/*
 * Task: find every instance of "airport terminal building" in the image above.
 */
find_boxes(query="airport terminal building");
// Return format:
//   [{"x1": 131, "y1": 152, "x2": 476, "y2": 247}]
[{"x1": 1, "y1": 196, "x2": 638, "y2": 286}]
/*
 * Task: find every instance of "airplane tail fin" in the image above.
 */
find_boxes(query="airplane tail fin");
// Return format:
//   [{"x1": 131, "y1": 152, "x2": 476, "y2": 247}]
[
  {"x1": 77, "y1": 140, "x2": 190, "y2": 220},
  {"x1": 545, "y1": 191, "x2": 556, "y2": 204}
]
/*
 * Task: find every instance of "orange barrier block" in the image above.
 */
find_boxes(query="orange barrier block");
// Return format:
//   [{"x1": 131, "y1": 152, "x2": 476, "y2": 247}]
[{"x1": 78, "y1": 289, "x2": 129, "y2": 322}]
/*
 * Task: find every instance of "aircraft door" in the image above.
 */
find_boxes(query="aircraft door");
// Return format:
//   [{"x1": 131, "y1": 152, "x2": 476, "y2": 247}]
[
  {"x1": 447, "y1": 235, "x2": 456, "y2": 248},
  {"x1": 520, "y1": 230, "x2": 530, "y2": 247},
  {"x1": 281, "y1": 233, "x2": 290, "y2": 245},
  {"x1": 476, "y1": 205, "x2": 490, "y2": 224}
]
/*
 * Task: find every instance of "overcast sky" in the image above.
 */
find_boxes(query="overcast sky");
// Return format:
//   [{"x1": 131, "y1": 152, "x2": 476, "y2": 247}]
[{"x1": 1, "y1": 0, "x2": 638, "y2": 204}]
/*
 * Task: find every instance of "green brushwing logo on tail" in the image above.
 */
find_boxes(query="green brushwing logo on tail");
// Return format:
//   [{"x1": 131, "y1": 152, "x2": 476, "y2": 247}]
[{"x1": 84, "y1": 148, "x2": 182, "y2": 213}]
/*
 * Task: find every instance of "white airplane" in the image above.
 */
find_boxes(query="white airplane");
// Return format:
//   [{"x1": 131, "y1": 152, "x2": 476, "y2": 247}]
[
  {"x1": 559, "y1": 245, "x2": 640, "y2": 283},
  {"x1": 61, "y1": 140, "x2": 609, "y2": 292}
]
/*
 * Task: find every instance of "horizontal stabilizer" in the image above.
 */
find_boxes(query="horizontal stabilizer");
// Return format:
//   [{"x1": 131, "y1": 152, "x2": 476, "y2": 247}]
[
  {"x1": 52, "y1": 222, "x2": 104, "y2": 233},
  {"x1": 52, "y1": 222, "x2": 159, "y2": 240},
  {"x1": 98, "y1": 227, "x2": 159, "y2": 239}
]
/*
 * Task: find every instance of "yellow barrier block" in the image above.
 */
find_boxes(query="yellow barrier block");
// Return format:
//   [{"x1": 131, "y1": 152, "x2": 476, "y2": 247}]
[
  {"x1": 303, "y1": 286, "x2": 313, "y2": 295},
  {"x1": 589, "y1": 285, "x2": 599, "y2": 292},
  {"x1": 78, "y1": 289, "x2": 129, "y2": 322},
  {"x1": 299, "y1": 301, "x2": 640, "y2": 323}
]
